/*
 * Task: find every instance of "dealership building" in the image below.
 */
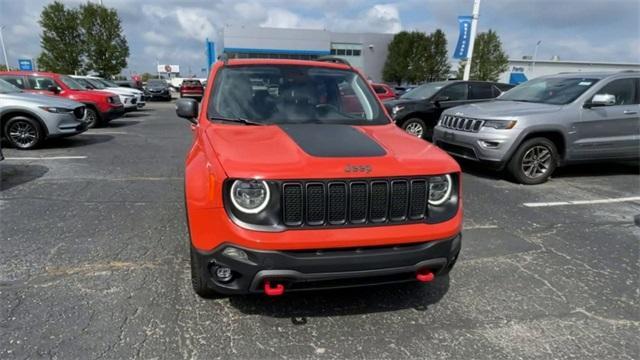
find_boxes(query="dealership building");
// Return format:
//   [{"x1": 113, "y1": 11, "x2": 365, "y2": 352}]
[
  {"x1": 500, "y1": 58, "x2": 640, "y2": 84},
  {"x1": 218, "y1": 26, "x2": 394, "y2": 82}
]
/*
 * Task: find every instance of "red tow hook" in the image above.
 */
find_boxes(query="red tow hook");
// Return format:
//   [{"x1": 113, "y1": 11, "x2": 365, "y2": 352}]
[
  {"x1": 416, "y1": 269, "x2": 435, "y2": 283},
  {"x1": 264, "y1": 280, "x2": 285, "y2": 296}
]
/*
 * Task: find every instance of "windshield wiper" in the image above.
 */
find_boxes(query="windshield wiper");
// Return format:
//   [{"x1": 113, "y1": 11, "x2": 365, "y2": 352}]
[{"x1": 210, "y1": 116, "x2": 265, "y2": 126}]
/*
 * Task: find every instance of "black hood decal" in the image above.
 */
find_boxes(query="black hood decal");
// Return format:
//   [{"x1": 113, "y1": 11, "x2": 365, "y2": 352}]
[{"x1": 279, "y1": 124, "x2": 387, "y2": 157}]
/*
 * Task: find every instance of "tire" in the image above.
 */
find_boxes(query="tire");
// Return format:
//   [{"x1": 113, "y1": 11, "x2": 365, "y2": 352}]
[
  {"x1": 3, "y1": 116, "x2": 44, "y2": 150},
  {"x1": 84, "y1": 107, "x2": 100, "y2": 128},
  {"x1": 507, "y1": 137, "x2": 558, "y2": 185},
  {"x1": 401, "y1": 118, "x2": 428, "y2": 139},
  {"x1": 190, "y1": 247, "x2": 220, "y2": 298}
]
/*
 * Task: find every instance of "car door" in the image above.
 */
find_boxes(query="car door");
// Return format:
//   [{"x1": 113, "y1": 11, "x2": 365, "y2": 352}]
[
  {"x1": 573, "y1": 77, "x2": 640, "y2": 160},
  {"x1": 26, "y1": 75, "x2": 61, "y2": 96},
  {"x1": 433, "y1": 83, "x2": 469, "y2": 118}
]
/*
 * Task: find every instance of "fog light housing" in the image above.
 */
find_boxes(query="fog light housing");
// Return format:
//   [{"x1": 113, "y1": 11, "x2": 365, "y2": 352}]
[
  {"x1": 222, "y1": 247, "x2": 249, "y2": 261},
  {"x1": 214, "y1": 266, "x2": 233, "y2": 283}
]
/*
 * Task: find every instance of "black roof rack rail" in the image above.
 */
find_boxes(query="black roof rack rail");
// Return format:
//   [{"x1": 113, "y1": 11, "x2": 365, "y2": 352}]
[{"x1": 316, "y1": 56, "x2": 352, "y2": 67}]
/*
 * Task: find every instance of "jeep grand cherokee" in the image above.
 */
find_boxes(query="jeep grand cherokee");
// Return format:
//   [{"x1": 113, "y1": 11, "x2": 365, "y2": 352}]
[{"x1": 176, "y1": 58, "x2": 462, "y2": 297}]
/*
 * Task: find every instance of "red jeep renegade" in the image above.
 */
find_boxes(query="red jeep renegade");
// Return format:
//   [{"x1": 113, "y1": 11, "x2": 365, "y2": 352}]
[{"x1": 176, "y1": 58, "x2": 462, "y2": 297}]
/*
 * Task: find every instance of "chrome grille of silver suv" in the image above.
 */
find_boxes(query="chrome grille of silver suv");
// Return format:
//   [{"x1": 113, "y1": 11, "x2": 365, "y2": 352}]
[{"x1": 440, "y1": 115, "x2": 484, "y2": 133}]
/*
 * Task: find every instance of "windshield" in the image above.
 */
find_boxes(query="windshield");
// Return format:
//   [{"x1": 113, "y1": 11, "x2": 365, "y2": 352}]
[
  {"x1": 400, "y1": 82, "x2": 445, "y2": 100},
  {"x1": 499, "y1": 77, "x2": 599, "y2": 105},
  {"x1": 209, "y1": 65, "x2": 388, "y2": 125},
  {"x1": 73, "y1": 77, "x2": 95, "y2": 89},
  {"x1": 147, "y1": 80, "x2": 166, "y2": 87},
  {"x1": 97, "y1": 78, "x2": 118, "y2": 88},
  {"x1": 85, "y1": 78, "x2": 108, "y2": 89},
  {"x1": 0, "y1": 78, "x2": 22, "y2": 93},
  {"x1": 59, "y1": 75, "x2": 87, "y2": 90}
]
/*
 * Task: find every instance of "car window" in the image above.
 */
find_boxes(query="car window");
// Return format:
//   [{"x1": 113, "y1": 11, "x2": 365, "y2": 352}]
[
  {"x1": 373, "y1": 85, "x2": 386, "y2": 94},
  {"x1": 0, "y1": 75, "x2": 27, "y2": 89},
  {"x1": 0, "y1": 78, "x2": 22, "y2": 93},
  {"x1": 28, "y1": 76, "x2": 57, "y2": 90},
  {"x1": 438, "y1": 83, "x2": 467, "y2": 101},
  {"x1": 468, "y1": 83, "x2": 494, "y2": 99},
  {"x1": 209, "y1": 65, "x2": 387, "y2": 125},
  {"x1": 500, "y1": 77, "x2": 599, "y2": 105},
  {"x1": 592, "y1": 78, "x2": 638, "y2": 105}
]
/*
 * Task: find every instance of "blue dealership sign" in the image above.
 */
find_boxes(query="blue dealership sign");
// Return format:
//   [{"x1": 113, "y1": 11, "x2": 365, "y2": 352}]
[
  {"x1": 453, "y1": 16, "x2": 473, "y2": 59},
  {"x1": 205, "y1": 39, "x2": 216, "y2": 72},
  {"x1": 18, "y1": 59, "x2": 33, "y2": 71}
]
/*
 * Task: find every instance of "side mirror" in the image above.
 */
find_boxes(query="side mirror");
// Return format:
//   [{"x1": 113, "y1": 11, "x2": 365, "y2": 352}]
[
  {"x1": 433, "y1": 95, "x2": 450, "y2": 106},
  {"x1": 47, "y1": 85, "x2": 61, "y2": 94},
  {"x1": 585, "y1": 93, "x2": 615, "y2": 108},
  {"x1": 176, "y1": 98, "x2": 199, "y2": 124}
]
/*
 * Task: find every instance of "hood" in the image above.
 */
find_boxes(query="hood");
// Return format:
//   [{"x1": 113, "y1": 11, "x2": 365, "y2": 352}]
[
  {"x1": 205, "y1": 123, "x2": 459, "y2": 180},
  {"x1": 1, "y1": 92, "x2": 83, "y2": 108},
  {"x1": 383, "y1": 98, "x2": 421, "y2": 109},
  {"x1": 444, "y1": 100, "x2": 562, "y2": 118},
  {"x1": 107, "y1": 86, "x2": 140, "y2": 95}
]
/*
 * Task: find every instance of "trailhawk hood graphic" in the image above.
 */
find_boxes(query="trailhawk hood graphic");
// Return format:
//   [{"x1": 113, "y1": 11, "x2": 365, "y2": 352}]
[{"x1": 205, "y1": 123, "x2": 459, "y2": 179}]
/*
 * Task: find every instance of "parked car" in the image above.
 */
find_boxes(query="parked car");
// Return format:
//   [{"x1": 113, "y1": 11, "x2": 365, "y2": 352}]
[
  {"x1": 385, "y1": 81, "x2": 515, "y2": 139},
  {"x1": 71, "y1": 75, "x2": 145, "y2": 111},
  {"x1": 179, "y1": 79, "x2": 204, "y2": 100},
  {"x1": 393, "y1": 85, "x2": 416, "y2": 97},
  {"x1": 0, "y1": 79, "x2": 87, "y2": 149},
  {"x1": 175, "y1": 58, "x2": 462, "y2": 298},
  {"x1": 0, "y1": 71, "x2": 124, "y2": 128},
  {"x1": 144, "y1": 79, "x2": 172, "y2": 101},
  {"x1": 433, "y1": 71, "x2": 640, "y2": 184},
  {"x1": 371, "y1": 83, "x2": 396, "y2": 101}
]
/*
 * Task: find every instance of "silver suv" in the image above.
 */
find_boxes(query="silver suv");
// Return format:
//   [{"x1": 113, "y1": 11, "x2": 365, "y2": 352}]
[
  {"x1": 433, "y1": 71, "x2": 639, "y2": 184},
  {"x1": 0, "y1": 79, "x2": 87, "y2": 149}
]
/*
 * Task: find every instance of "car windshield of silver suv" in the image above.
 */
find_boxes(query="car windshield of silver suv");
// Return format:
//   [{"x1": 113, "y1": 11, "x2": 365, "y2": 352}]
[{"x1": 497, "y1": 77, "x2": 599, "y2": 105}]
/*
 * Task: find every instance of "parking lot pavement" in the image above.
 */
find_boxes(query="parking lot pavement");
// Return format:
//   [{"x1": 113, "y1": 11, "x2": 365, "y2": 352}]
[{"x1": 1, "y1": 102, "x2": 638, "y2": 359}]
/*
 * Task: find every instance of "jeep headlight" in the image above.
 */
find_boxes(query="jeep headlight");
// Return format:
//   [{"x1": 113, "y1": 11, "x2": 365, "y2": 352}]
[
  {"x1": 428, "y1": 174, "x2": 452, "y2": 206},
  {"x1": 482, "y1": 120, "x2": 517, "y2": 129},
  {"x1": 230, "y1": 180, "x2": 270, "y2": 213}
]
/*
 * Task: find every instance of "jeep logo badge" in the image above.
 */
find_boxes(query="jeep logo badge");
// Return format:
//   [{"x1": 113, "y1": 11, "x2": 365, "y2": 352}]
[
  {"x1": 344, "y1": 164, "x2": 372, "y2": 173},
  {"x1": 455, "y1": 112, "x2": 464, "y2": 116}
]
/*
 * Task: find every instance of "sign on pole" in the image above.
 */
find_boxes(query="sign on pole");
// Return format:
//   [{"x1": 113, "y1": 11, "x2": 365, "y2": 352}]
[
  {"x1": 453, "y1": 16, "x2": 473, "y2": 59},
  {"x1": 463, "y1": 0, "x2": 482, "y2": 80},
  {"x1": 18, "y1": 59, "x2": 33, "y2": 71}
]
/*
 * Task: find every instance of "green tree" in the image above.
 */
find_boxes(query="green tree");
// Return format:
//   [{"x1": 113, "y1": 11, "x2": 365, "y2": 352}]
[
  {"x1": 382, "y1": 31, "x2": 413, "y2": 85},
  {"x1": 383, "y1": 30, "x2": 451, "y2": 85},
  {"x1": 139, "y1": 72, "x2": 154, "y2": 82},
  {"x1": 36, "y1": 1, "x2": 83, "y2": 73},
  {"x1": 425, "y1": 29, "x2": 451, "y2": 81},
  {"x1": 80, "y1": 2, "x2": 129, "y2": 77},
  {"x1": 457, "y1": 29, "x2": 508, "y2": 81}
]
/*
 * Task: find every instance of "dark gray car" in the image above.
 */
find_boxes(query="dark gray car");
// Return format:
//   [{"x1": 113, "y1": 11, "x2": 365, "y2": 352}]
[
  {"x1": 433, "y1": 71, "x2": 639, "y2": 184},
  {"x1": 0, "y1": 79, "x2": 87, "y2": 149}
]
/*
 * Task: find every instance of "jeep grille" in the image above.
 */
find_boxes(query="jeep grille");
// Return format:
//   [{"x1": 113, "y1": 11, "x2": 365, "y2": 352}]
[
  {"x1": 281, "y1": 178, "x2": 429, "y2": 228},
  {"x1": 440, "y1": 115, "x2": 483, "y2": 132}
]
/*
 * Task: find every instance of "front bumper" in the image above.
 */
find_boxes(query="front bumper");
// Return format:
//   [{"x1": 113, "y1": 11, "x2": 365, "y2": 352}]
[
  {"x1": 193, "y1": 234, "x2": 461, "y2": 295},
  {"x1": 433, "y1": 125, "x2": 518, "y2": 165},
  {"x1": 40, "y1": 111, "x2": 88, "y2": 137},
  {"x1": 101, "y1": 105, "x2": 125, "y2": 121}
]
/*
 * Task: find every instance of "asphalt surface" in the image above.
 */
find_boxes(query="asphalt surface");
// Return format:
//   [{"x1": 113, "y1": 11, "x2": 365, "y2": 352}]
[{"x1": 1, "y1": 101, "x2": 639, "y2": 359}]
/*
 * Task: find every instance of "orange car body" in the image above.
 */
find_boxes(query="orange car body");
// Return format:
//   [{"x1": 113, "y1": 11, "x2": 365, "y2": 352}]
[{"x1": 181, "y1": 59, "x2": 462, "y2": 296}]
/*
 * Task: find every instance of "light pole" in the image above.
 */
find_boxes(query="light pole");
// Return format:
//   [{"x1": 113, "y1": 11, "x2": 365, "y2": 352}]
[
  {"x1": 0, "y1": 25, "x2": 10, "y2": 70},
  {"x1": 532, "y1": 40, "x2": 542, "y2": 74},
  {"x1": 463, "y1": 0, "x2": 481, "y2": 81}
]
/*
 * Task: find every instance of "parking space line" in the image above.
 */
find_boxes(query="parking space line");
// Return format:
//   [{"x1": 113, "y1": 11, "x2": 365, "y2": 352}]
[
  {"x1": 4, "y1": 156, "x2": 88, "y2": 160},
  {"x1": 83, "y1": 131, "x2": 129, "y2": 135},
  {"x1": 523, "y1": 196, "x2": 640, "y2": 208}
]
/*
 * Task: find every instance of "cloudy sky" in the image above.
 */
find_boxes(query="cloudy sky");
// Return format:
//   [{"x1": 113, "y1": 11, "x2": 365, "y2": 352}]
[{"x1": 1, "y1": 0, "x2": 639, "y2": 76}]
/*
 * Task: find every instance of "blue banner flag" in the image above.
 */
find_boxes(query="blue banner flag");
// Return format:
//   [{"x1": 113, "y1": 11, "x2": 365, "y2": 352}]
[{"x1": 453, "y1": 16, "x2": 473, "y2": 59}]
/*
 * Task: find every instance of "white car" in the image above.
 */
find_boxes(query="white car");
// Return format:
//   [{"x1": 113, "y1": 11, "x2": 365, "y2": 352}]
[{"x1": 71, "y1": 75, "x2": 145, "y2": 111}]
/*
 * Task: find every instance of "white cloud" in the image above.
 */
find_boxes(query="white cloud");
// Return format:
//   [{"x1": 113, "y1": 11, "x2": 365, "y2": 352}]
[
  {"x1": 233, "y1": 2, "x2": 267, "y2": 22},
  {"x1": 142, "y1": 31, "x2": 170, "y2": 45},
  {"x1": 175, "y1": 7, "x2": 217, "y2": 40},
  {"x1": 364, "y1": 4, "x2": 402, "y2": 33},
  {"x1": 261, "y1": 9, "x2": 304, "y2": 28}
]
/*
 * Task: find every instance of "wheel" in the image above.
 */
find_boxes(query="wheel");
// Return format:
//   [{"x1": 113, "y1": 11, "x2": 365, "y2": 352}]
[
  {"x1": 507, "y1": 137, "x2": 558, "y2": 184},
  {"x1": 190, "y1": 247, "x2": 219, "y2": 298},
  {"x1": 4, "y1": 116, "x2": 44, "y2": 149},
  {"x1": 401, "y1": 118, "x2": 428, "y2": 139},
  {"x1": 84, "y1": 107, "x2": 100, "y2": 128}
]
